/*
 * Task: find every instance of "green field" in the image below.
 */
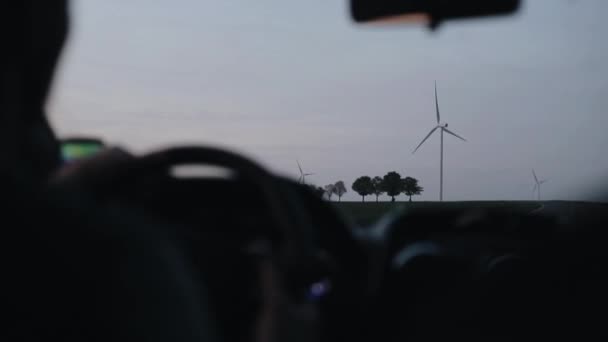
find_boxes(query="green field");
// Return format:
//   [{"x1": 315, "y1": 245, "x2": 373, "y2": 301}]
[{"x1": 332, "y1": 201, "x2": 607, "y2": 227}]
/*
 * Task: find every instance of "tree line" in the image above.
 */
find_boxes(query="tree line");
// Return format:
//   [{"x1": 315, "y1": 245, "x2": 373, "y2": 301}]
[{"x1": 309, "y1": 171, "x2": 423, "y2": 202}]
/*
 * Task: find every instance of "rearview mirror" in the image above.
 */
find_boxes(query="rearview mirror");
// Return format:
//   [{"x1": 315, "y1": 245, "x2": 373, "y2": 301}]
[{"x1": 350, "y1": 0, "x2": 521, "y2": 29}]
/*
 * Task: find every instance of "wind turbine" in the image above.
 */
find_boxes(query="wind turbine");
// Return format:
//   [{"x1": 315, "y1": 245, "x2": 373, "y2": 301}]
[
  {"x1": 532, "y1": 169, "x2": 548, "y2": 201},
  {"x1": 412, "y1": 82, "x2": 467, "y2": 201},
  {"x1": 297, "y1": 160, "x2": 314, "y2": 185}
]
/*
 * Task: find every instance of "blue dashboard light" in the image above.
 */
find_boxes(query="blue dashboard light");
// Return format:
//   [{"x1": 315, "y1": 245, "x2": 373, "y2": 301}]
[{"x1": 307, "y1": 278, "x2": 331, "y2": 301}]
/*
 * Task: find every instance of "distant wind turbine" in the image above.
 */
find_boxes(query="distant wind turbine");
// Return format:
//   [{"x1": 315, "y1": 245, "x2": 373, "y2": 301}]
[
  {"x1": 297, "y1": 160, "x2": 314, "y2": 184},
  {"x1": 532, "y1": 169, "x2": 548, "y2": 201},
  {"x1": 412, "y1": 81, "x2": 467, "y2": 201}
]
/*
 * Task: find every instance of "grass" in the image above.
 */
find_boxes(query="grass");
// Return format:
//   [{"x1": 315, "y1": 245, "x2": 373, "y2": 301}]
[{"x1": 331, "y1": 200, "x2": 603, "y2": 227}]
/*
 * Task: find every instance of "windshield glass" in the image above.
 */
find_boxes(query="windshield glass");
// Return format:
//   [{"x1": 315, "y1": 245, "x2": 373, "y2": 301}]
[{"x1": 49, "y1": 0, "x2": 608, "y2": 202}]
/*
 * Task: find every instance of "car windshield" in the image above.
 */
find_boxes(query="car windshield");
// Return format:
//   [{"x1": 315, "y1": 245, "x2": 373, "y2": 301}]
[{"x1": 49, "y1": 0, "x2": 608, "y2": 203}]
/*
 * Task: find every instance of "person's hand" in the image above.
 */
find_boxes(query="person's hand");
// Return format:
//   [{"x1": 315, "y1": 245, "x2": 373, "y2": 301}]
[
  {"x1": 49, "y1": 147, "x2": 134, "y2": 192},
  {"x1": 254, "y1": 258, "x2": 320, "y2": 342}
]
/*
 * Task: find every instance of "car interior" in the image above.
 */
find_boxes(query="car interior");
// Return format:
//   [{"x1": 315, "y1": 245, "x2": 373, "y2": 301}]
[{"x1": 2, "y1": 1, "x2": 608, "y2": 341}]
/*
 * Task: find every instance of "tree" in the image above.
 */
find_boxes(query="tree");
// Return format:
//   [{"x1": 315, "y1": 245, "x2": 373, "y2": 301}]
[
  {"x1": 315, "y1": 186, "x2": 326, "y2": 198},
  {"x1": 324, "y1": 184, "x2": 336, "y2": 201},
  {"x1": 308, "y1": 184, "x2": 326, "y2": 198},
  {"x1": 334, "y1": 181, "x2": 347, "y2": 202},
  {"x1": 382, "y1": 171, "x2": 404, "y2": 202},
  {"x1": 402, "y1": 177, "x2": 423, "y2": 202},
  {"x1": 352, "y1": 176, "x2": 374, "y2": 202},
  {"x1": 371, "y1": 176, "x2": 385, "y2": 202}
]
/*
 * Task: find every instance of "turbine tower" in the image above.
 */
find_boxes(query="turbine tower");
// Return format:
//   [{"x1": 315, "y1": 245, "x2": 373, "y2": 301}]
[
  {"x1": 532, "y1": 169, "x2": 548, "y2": 201},
  {"x1": 297, "y1": 160, "x2": 314, "y2": 185},
  {"x1": 412, "y1": 82, "x2": 467, "y2": 201}
]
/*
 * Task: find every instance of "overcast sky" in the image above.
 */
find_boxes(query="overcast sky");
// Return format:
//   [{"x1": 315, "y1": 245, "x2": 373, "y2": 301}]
[{"x1": 48, "y1": 0, "x2": 608, "y2": 201}]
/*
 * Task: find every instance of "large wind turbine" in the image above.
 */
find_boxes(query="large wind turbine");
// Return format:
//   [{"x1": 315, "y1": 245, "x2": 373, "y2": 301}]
[
  {"x1": 412, "y1": 82, "x2": 467, "y2": 201},
  {"x1": 532, "y1": 169, "x2": 548, "y2": 201},
  {"x1": 297, "y1": 160, "x2": 314, "y2": 185}
]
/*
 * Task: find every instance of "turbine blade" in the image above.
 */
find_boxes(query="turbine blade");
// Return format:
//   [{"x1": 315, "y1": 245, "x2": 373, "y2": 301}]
[
  {"x1": 297, "y1": 160, "x2": 303, "y2": 174},
  {"x1": 532, "y1": 169, "x2": 539, "y2": 183},
  {"x1": 540, "y1": 179, "x2": 548, "y2": 184},
  {"x1": 412, "y1": 127, "x2": 439, "y2": 154},
  {"x1": 443, "y1": 127, "x2": 467, "y2": 142},
  {"x1": 435, "y1": 81, "x2": 440, "y2": 124},
  {"x1": 532, "y1": 184, "x2": 538, "y2": 193},
  {"x1": 305, "y1": 173, "x2": 314, "y2": 176}
]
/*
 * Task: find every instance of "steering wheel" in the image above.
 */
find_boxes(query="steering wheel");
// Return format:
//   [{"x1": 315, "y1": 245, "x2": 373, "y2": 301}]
[{"x1": 86, "y1": 146, "x2": 369, "y2": 342}]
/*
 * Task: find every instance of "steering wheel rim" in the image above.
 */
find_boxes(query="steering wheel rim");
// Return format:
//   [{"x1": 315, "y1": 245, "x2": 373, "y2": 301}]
[{"x1": 123, "y1": 147, "x2": 317, "y2": 257}]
